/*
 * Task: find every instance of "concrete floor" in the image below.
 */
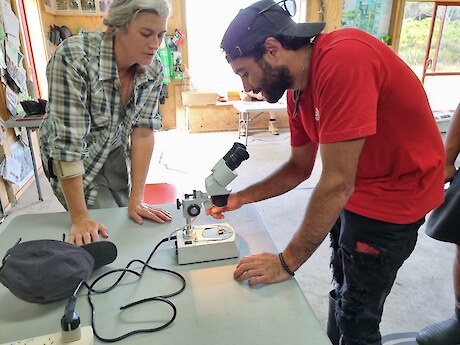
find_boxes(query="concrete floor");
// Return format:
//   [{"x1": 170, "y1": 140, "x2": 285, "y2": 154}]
[{"x1": 1, "y1": 128, "x2": 455, "y2": 345}]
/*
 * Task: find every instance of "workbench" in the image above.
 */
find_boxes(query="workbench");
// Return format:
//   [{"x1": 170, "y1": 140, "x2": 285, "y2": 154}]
[{"x1": 0, "y1": 204, "x2": 330, "y2": 345}]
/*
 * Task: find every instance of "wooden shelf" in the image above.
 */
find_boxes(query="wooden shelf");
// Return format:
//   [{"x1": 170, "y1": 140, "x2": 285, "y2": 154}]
[{"x1": 45, "y1": 0, "x2": 109, "y2": 16}]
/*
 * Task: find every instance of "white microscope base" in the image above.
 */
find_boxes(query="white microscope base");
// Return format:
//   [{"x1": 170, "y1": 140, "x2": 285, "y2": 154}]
[{"x1": 177, "y1": 223, "x2": 239, "y2": 265}]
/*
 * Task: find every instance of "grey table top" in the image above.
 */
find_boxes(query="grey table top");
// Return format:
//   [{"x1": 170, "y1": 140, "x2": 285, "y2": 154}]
[{"x1": 0, "y1": 204, "x2": 330, "y2": 344}]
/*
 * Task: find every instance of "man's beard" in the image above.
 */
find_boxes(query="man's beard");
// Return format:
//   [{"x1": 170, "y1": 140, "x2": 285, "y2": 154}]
[{"x1": 256, "y1": 58, "x2": 293, "y2": 103}]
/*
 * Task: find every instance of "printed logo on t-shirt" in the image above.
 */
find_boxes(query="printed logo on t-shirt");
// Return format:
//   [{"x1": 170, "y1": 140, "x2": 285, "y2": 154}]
[{"x1": 315, "y1": 107, "x2": 320, "y2": 121}]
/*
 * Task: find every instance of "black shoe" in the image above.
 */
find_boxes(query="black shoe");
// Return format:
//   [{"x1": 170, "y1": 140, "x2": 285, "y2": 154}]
[
  {"x1": 327, "y1": 290, "x2": 340, "y2": 345},
  {"x1": 416, "y1": 315, "x2": 460, "y2": 345}
]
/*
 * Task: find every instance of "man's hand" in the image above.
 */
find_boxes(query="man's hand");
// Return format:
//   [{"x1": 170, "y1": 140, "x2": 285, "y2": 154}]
[
  {"x1": 206, "y1": 193, "x2": 242, "y2": 219},
  {"x1": 69, "y1": 218, "x2": 109, "y2": 246},
  {"x1": 233, "y1": 253, "x2": 292, "y2": 286},
  {"x1": 128, "y1": 201, "x2": 173, "y2": 225}
]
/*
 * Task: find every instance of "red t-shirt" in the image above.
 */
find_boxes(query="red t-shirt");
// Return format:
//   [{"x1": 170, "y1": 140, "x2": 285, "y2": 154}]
[{"x1": 288, "y1": 28, "x2": 444, "y2": 224}]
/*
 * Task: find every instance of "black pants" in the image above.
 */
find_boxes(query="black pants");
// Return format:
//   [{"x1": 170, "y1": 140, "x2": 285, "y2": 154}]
[{"x1": 330, "y1": 210, "x2": 424, "y2": 345}]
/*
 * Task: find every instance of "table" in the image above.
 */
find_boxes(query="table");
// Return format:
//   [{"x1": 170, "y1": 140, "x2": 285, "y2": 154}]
[
  {"x1": 0, "y1": 204, "x2": 331, "y2": 345},
  {"x1": 3, "y1": 117, "x2": 44, "y2": 201},
  {"x1": 233, "y1": 101, "x2": 286, "y2": 145}
]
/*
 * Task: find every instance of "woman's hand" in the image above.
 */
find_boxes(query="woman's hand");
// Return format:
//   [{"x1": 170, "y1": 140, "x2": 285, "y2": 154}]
[
  {"x1": 128, "y1": 200, "x2": 172, "y2": 225},
  {"x1": 69, "y1": 217, "x2": 109, "y2": 246}
]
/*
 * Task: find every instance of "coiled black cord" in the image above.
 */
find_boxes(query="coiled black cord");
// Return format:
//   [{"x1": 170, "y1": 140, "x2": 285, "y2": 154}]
[{"x1": 74, "y1": 236, "x2": 186, "y2": 342}]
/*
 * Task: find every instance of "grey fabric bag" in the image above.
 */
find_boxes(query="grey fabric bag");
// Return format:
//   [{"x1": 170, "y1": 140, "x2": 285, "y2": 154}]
[{"x1": 426, "y1": 169, "x2": 460, "y2": 244}]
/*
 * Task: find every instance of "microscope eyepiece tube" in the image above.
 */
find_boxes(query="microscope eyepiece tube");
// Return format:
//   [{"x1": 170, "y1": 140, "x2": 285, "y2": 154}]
[
  {"x1": 225, "y1": 146, "x2": 249, "y2": 171},
  {"x1": 210, "y1": 159, "x2": 237, "y2": 187}
]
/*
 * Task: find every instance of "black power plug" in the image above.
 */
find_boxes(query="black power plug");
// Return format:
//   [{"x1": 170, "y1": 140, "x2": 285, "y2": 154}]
[{"x1": 60, "y1": 295, "x2": 82, "y2": 342}]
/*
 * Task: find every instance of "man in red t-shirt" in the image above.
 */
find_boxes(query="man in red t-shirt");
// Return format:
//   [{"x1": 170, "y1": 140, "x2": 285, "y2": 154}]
[{"x1": 211, "y1": 1, "x2": 445, "y2": 345}]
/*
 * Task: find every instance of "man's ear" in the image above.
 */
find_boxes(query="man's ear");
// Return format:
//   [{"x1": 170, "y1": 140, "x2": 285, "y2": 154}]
[{"x1": 264, "y1": 37, "x2": 283, "y2": 60}]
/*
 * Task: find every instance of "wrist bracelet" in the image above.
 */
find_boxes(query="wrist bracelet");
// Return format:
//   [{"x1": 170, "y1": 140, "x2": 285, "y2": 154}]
[{"x1": 278, "y1": 252, "x2": 295, "y2": 276}]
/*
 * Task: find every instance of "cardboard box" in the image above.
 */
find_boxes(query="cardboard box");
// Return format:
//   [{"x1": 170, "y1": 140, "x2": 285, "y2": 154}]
[
  {"x1": 182, "y1": 92, "x2": 218, "y2": 106},
  {"x1": 433, "y1": 110, "x2": 453, "y2": 133}
]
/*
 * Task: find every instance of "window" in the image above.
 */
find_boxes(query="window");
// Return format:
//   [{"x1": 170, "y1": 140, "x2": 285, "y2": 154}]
[
  {"x1": 398, "y1": 2, "x2": 460, "y2": 111},
  {"x1": 185, "y1": 0, "x2": 303, "y2": 94}
]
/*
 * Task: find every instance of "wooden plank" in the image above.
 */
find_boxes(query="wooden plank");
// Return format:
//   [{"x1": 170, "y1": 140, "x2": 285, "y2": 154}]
[
  {"x1": 388, "y1": 0, "x2": 406, "y2": 52},
  {"x1": 187, "y1": 104, "x2": 289, "y2": 133},
  {"x1": 175, "y1": 84, "x2": 186, "y2": 130},
  {"x1": 159, "y1": 81, "x2": 181, "y2": 130},
  {"x1": 306, "y1": 0, "x2": 342, "y2": 31}
]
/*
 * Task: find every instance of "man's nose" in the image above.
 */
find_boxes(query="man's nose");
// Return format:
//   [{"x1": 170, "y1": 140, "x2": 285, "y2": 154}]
[{"x1": 242, "y1": 81, "x2": 254, "y2": 93}]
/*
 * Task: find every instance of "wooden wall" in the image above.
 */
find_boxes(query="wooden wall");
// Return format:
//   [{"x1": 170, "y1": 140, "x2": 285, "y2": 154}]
[
  {"x1": 3, "y1": 0, "x2": 452, "y2": 209},
  {"x1": 37, "y1": 0, "x2": 187, "y2": 130},
  {"x1": 0, "y1": 0, "x2": 188, "y2": 211},
  {"x1": 187, "y1": 105, "x2": 289, "y2": 133},
  {"x1": 34, "y1": 0, "x2": 458, "y2": 133},
  {"x1": 306, "y1": 0, "x2": 342, "y2": 31},
  {"x1": 0, "y1": 0, "x2": 42, "y2": 212}
]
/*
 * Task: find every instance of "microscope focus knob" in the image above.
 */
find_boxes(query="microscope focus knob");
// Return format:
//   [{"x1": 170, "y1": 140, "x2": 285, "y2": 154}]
[
  {"x1": 176, "y1": 199, "x2": 182, "y2": 210},
  {"x1": 187, "y1": 204, "x2": 201, "y2": 217}
]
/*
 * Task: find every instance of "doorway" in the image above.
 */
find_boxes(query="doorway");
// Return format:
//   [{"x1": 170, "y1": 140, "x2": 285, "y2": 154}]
[{"x1": 398, "y1": 1, "x2": 460, "y2": 111}]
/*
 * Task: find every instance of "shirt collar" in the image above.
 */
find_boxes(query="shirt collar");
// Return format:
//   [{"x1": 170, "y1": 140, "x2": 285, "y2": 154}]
[{"x1": 99, "y1": 35, "x2": 118, "y2": 81}]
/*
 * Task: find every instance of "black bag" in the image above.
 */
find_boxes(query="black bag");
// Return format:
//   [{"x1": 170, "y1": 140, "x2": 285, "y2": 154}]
[
  {"x1": 20, "y1": 99, "x2": 47, "y2": 115},
  {"x1": 426, "y1": 169, "x2": 460, "y2": 244},
  {"x1": 49, "y1": 25, "x2": 72, "y2": 45}
]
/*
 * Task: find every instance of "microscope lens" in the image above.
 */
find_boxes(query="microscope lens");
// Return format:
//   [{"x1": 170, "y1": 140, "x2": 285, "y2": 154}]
[{"x1": 223, "y1": 142, "x2": 246, "y2": 162}]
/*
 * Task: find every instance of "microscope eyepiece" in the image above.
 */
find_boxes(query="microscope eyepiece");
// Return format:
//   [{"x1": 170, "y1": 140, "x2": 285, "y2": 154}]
[
  {"x1": 223, "y1": 142, "x2": 246, "y2": 162},
  {"x1": 225, "y1": 146, "x2": 249, "y2": 171}
]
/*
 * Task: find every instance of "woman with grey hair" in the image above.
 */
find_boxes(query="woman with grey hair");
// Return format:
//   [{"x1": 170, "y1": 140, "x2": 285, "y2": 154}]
[{"x1": 39, "y1": 0, "x2": 173, "y2": 246}]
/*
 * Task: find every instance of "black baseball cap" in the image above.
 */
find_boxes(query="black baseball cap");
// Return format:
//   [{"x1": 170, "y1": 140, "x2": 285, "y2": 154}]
[
  {"x1": 221, "y1": 0, "x2": 325, "y2": 61},
  {"x1": 0, "y1": 239, "x2": 117, "y2": 304}
]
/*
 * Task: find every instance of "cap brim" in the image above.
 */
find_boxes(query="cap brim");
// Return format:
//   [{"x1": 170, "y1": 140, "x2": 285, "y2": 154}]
[
  {"x1": 81, "y1": 241, "x2": 117, "y2": 270},
  {"x1": 283, "y1": 22, "x2": 325, "y2": 38}
]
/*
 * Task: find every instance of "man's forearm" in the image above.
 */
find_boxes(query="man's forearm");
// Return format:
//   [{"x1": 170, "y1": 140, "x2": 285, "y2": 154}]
[{"x1": 283, "y1": 179, "x2": 352, "y2": 272}]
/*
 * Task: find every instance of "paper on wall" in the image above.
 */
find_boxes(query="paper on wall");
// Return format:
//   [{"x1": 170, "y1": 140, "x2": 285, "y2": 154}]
[
  {"x1": 0, "y1": 42, "x2": 6, "y2": 69},
  {"x1": 10, "y1": 141, "x2": 34, "y2": 188},
  {"x1": 0, "y1": 119, "x2": 6, "y2": 145},
  {"x1": 5, "y1": 84, "x2": 18, "y2": 116},
  {"x1": 1, "y1": 156, "x2": 21, "y2": 185},
  {"x1": 5, "y1": 40, "x2": 23, "y2": 90},
  {"x1": 1, "y1": 3, "x2": 19, "y2": 38}
]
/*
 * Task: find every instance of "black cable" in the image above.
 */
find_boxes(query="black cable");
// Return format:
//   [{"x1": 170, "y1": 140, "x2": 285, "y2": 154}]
[{"x1": 73, "y1": 236, "x2": 186, "y2": 343}]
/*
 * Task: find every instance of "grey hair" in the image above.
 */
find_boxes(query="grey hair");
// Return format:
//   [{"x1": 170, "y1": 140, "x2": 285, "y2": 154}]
[{"x1": 103, "y1": 0, "x2": 170, "y2": 38}]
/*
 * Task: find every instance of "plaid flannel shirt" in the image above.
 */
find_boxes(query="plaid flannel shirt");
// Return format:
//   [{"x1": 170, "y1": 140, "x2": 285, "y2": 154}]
[{"x1": 39, "y1": 31, "x2": 163, "y2": 205}]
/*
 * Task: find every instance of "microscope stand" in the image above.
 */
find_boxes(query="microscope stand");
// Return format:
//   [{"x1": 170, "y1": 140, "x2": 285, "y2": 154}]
[{"x1": 176, "y1": 223, "x2": 239, "y2": 265}]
